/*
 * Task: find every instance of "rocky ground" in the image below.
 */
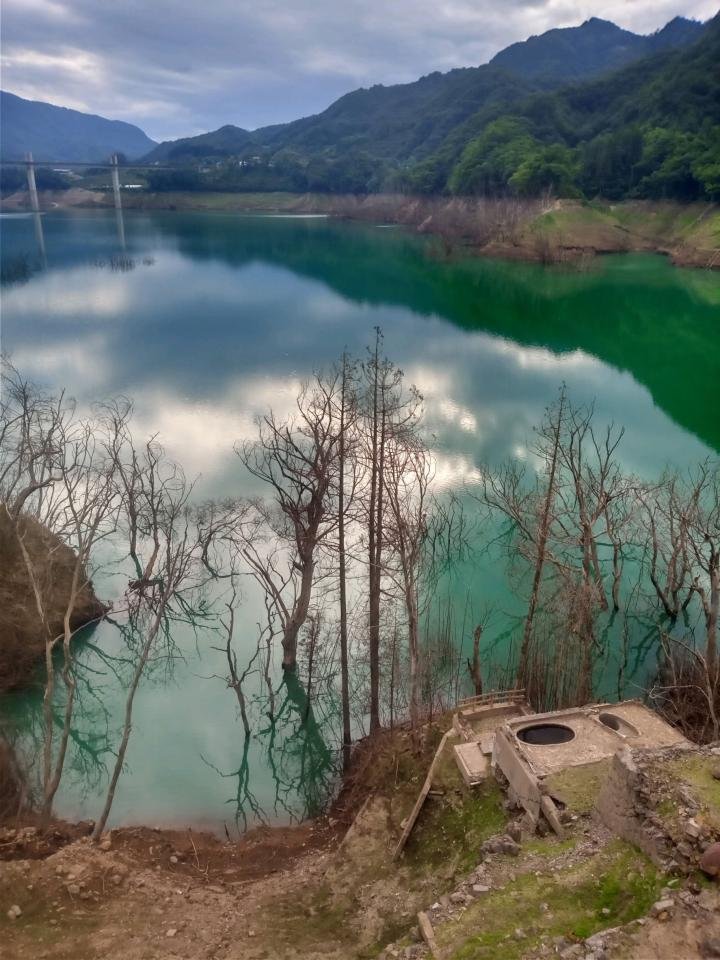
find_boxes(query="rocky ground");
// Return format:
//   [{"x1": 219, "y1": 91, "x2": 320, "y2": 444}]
[{"x1": 1, "y1": 730, "x2": 719, "y2": 959}]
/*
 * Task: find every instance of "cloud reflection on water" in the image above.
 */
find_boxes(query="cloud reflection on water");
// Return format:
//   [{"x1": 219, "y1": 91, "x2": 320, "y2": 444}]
[{"x1": 2, "y1": 210, "x2": 717, "y2": 833}]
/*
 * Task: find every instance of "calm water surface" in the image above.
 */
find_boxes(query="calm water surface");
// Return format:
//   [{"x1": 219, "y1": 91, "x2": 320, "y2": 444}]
[{"x1": 1, "y1": 209, "x2": 718, "y2": 833}]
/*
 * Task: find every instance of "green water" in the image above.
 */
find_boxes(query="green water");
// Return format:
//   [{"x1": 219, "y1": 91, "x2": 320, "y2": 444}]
[{"x1": 1, "y1": 209, "x2": 718, "y2": 834}]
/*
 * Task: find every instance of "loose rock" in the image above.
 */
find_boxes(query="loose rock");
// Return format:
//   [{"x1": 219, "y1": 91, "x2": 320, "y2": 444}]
[
  {"x1": 700, "y1": 842, "x2": 720, "y2": 878},
  {"x1": 650, "y1": 898, "x2": 674, "y2": 919}
]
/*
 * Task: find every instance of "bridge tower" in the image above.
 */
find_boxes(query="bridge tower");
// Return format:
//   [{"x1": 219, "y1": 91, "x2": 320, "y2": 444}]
[{"x1": 110, "y1": 154, "x2": 126, "y2": 249}]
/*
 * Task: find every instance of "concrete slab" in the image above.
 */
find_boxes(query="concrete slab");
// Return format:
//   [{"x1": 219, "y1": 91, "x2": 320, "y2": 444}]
[
  {"x1": 453, "y1": 742, "x2": 489, "y2": 786},
  {"x1": 479, "y1": 733, "x2": 495, "y2": 755},
  {"x1": 503, "y1": 701, "x2": 688, "y2": 778}
]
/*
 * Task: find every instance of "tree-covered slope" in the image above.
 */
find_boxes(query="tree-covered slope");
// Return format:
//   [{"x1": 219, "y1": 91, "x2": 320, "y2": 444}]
[
  {"x1": 145, "y1": 124, "x2": 255, "y2": 163},
  {"x1": 144, "y1": 15, "x2": 704, "y2": 175},
  {"x1": 415, "y1": 13, "x2": 720, "y2": 201},
  {"x1": 0, "y1": 91, "x2": 156, "y2": 162},
  {"x1": 488, "y1": 16, "x2": 704, "y2": 81}
]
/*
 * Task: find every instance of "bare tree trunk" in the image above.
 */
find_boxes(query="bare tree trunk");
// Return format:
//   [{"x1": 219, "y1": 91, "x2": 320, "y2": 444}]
[
  {"x1": 517, "y1": 387, "x2": 565, "y2": 686},
  {"x1": 338, "y1": 352, "x2": 352, "y2": 769},
  {"x1": 406, "y1": 577, "x2": 420, "y2": 730},
  {"x1": 92, "y1": 606, "x2": 163, "y2": 840},
  {"x1": 467, "y1": 624, "x2": 483, "y2": 696},
  {"x1": 281, "y1": 556, "x2": 315, "y2": 670},
  {"x1": 368, "y1": 328, "x2": 381, "y2": 733}
]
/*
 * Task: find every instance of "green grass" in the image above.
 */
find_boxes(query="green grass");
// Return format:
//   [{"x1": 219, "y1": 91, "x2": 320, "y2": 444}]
[
  {"x1": 544, "y1": 760, "x2": 611, "y2": 816},
  {"x1": 437, "y1": 841, "x2": 662, "y2": 960},
  {"x1": 404, "y1": 777, "x2": 506, "y2": 874},
  {"x1": 523, "y1": 834, "x2": 579, "y2": 857},
  {"x1": 664, "y1": 755, "x2": 720, "y2": 830}
]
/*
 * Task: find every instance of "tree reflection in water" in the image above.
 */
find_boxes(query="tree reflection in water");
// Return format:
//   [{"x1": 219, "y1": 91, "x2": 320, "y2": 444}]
[{"x1": 207, "y1": 668, "x2": 341, "y2": 834}]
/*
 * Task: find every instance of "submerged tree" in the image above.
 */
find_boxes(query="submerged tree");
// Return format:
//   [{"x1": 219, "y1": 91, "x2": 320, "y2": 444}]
[
  {"x1": 360, "y1": 329, "x2": 421, "y2": 732},
  {"x1": 475, "y1": 391, "x2": 635, "y2": 708},
  {"x1": 237, "y1": 373, "x2": 344, "y2": 671},
  {"x1": 92, "y1": 432, "x2": 208, "y2": 840},
  {"x1": 0, "y1": 366, "x2": 124, "y2": 824}
]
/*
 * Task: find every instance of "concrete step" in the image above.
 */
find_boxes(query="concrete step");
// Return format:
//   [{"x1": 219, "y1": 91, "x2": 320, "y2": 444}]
[{"x1": 453, "y1": 742, "x2": 489, "y2": 787}]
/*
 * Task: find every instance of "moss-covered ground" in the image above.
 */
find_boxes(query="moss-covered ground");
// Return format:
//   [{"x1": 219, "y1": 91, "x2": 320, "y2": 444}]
[
  {"x1": 664, "y1": 754, "x2": 720, "y2": 831},
  {"x1": 437, "y1": 840, "x2": 662, "y2": 960},
  {"x1": 545, "y1": 760, "x2": 611, "y2": 816}
]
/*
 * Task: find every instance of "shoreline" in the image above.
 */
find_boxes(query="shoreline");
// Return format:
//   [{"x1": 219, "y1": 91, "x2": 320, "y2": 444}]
[{"x1": 2, "y1": 189, "x2": 718, "y2": 269}]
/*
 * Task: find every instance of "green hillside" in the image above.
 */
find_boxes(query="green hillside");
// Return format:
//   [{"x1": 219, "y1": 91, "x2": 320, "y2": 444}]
[
  {"x1": 142, "y1": 15, "x2": 714, "y2": 201},
  {"x1": 411, "y1": 12, "x2": 720, "y2": 200}
]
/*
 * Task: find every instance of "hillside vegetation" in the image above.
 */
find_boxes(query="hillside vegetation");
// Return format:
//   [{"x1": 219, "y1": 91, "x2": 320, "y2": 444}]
[{"x1": 139, "y1": 15, "x2": 718, "y2": 203}]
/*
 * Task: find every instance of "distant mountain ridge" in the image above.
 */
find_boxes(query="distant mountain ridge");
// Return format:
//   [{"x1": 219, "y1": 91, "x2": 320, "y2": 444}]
[
  {"x1": 144, "y1": 15, "x2": 705, "y2": 164},
  {"x1": 488, "y1": 15, "x2": 704, "y2": 79},
  {"x1": 1, "y1": 13, "x2": 714, "y2": 204},
  {"x1": 0, "y1": 91, "x2": 156, "y2": 163}
]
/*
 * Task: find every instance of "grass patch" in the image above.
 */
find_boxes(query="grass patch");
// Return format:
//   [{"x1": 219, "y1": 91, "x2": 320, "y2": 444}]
[
  {"x1": 664, "y1": 755, "x2": 720, "y2": 830},
  {"x1": 437, "y1": 841, "x2": 661, "y2": 960},
  {"x1": 657, "y1": 797, "x2": 678, "y2": 819},
  {"x1": 404, "y1": 777, "x2": 506, "y2": 874},
  {"x1": 523, "y1": 834, "x2": 579, "y2": 857},
  {"x1": 545, "y1": 760, "x2": 611, "y2": 816}
]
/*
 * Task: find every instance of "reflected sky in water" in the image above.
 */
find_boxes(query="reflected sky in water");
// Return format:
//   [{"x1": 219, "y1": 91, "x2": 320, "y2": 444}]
[{"x1": 1, "y1": 210, "x2": 718, "y2": 832}]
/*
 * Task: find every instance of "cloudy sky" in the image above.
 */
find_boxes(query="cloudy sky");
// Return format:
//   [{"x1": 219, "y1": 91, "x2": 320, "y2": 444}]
[{"x1": 1, "y1": 0, "x2": 716, "y2": 142}]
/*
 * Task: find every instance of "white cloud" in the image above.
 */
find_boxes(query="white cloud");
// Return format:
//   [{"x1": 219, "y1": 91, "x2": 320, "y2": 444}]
[{"x1": 1, "y1": 0, "x2": 715, "y2": 139}]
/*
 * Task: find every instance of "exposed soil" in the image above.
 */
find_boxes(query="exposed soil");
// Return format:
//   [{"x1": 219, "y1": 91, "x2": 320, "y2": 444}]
[
  {"x1": 0, "y1": 508, "x2": 106, "y2": 693},
  {"x1": 3, "y1": 726, "x2": 719, "y2": 959},
  {"x1": 2, "y1": 190, "x2": 717, "y2": 269}
]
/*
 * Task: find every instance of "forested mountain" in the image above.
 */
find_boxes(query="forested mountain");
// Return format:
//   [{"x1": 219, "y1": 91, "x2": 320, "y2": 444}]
[
  {"x1": 145, "y1": 124, "x2": 255, "y2": 163},
  {"x1": 0, "y1": 91, "x2": 156, "y2": 162},
  {"x1": 401, "y1": 12, "x2": 720, "y2": 200},
  {"x1": 6, "y1": 13, "x2": 714, "y2": 201},
  {"x1": 145, "y1": 15, "x2": 704, "y2": 173},
  {"x1": 488, "y1": 16, "x2": 704, "y2": 80}
]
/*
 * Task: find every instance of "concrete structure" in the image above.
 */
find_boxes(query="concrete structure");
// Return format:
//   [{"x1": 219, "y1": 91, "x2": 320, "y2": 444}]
[
  {"x1": 25, "y1": 152, "x2": 39, "y2": 214},
  {"x1": 450, "y1": 695, "x2": 688, "y2": 834},
  {"x1": 453, "y1": 742, "x2": 489, "y2": 787},
  {"x1": 110, "y1": 154, "x2": 126, "y2": 249},
  {"x1": 394, "y1": 694, "x2": 688, "y2": 856},
  {"x1": 25, "y1": 152, "x2": 46, "y2": 264},
  {"x1": 501, "y1": 701, "x2": 687, "y2": 779}
]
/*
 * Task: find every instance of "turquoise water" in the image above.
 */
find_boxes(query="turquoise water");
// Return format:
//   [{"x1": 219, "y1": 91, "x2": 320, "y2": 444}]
[{"x1": 1, "y1": 209, "x2": 718, "y2": 833}]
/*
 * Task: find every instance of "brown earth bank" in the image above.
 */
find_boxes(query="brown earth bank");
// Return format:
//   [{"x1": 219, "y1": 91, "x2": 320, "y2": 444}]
[
  {"x1": 0, "y1": 508, "x2": 105, "y2": 694},
  {"x1": 3, "y1": 189, "x2": 718, "y2": 269},
  {"x1": 1, "y1": 719, "x2": 719, "y2": 960}
]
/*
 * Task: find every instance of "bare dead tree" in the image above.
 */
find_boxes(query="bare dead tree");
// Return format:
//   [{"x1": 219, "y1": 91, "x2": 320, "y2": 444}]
[
  {"x1": 638, "y1": 463, "x2": 719, "y2": 684},
  {"x1": 360, "y1": 329, "x2": 421, "y2": 732},
  {"x1": 467, "y1": 624, "x2": 484, "y2": 696},
  {"x1": 92, "y1": 435, "x2": 201, "y2": 841},
  {"x1": 382, "y1": 435, "x2": 432, "y2": 730},
  {"x1": 637, "y1": 473, "x2": 694, "y2": 621},
  {"x1": 1, "y1": 364, "x2": 124, "y2": 825},
  {"x1": 651, "y1": 629, "x2": 719, "y2": 743},
  {"x1": 520, "y1": 387, "x2": 567, "y2": 680},
  {"x1": 473, "y1": 388, "x2": 567, "y2": 688},
  {"x1": 474, "y1": 390, "x2": 635, "y2": 708},
  {"x1": 211, "y1": 581, "x2": 264, "y2": 737},
  {"x1": 38, "y1": 411, "x2": 121, "y2": 824},
  {"x1": 237, "y1": 373, "x2": 343, "y2": 671},
  {"x1": 332, "y1": 352, "x2": 359, "y2": 768}
]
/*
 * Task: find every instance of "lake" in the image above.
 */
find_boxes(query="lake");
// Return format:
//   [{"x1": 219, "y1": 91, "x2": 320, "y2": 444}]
[{"x1": 1, "y1": 208, "x2": 718, "y2": 834}]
